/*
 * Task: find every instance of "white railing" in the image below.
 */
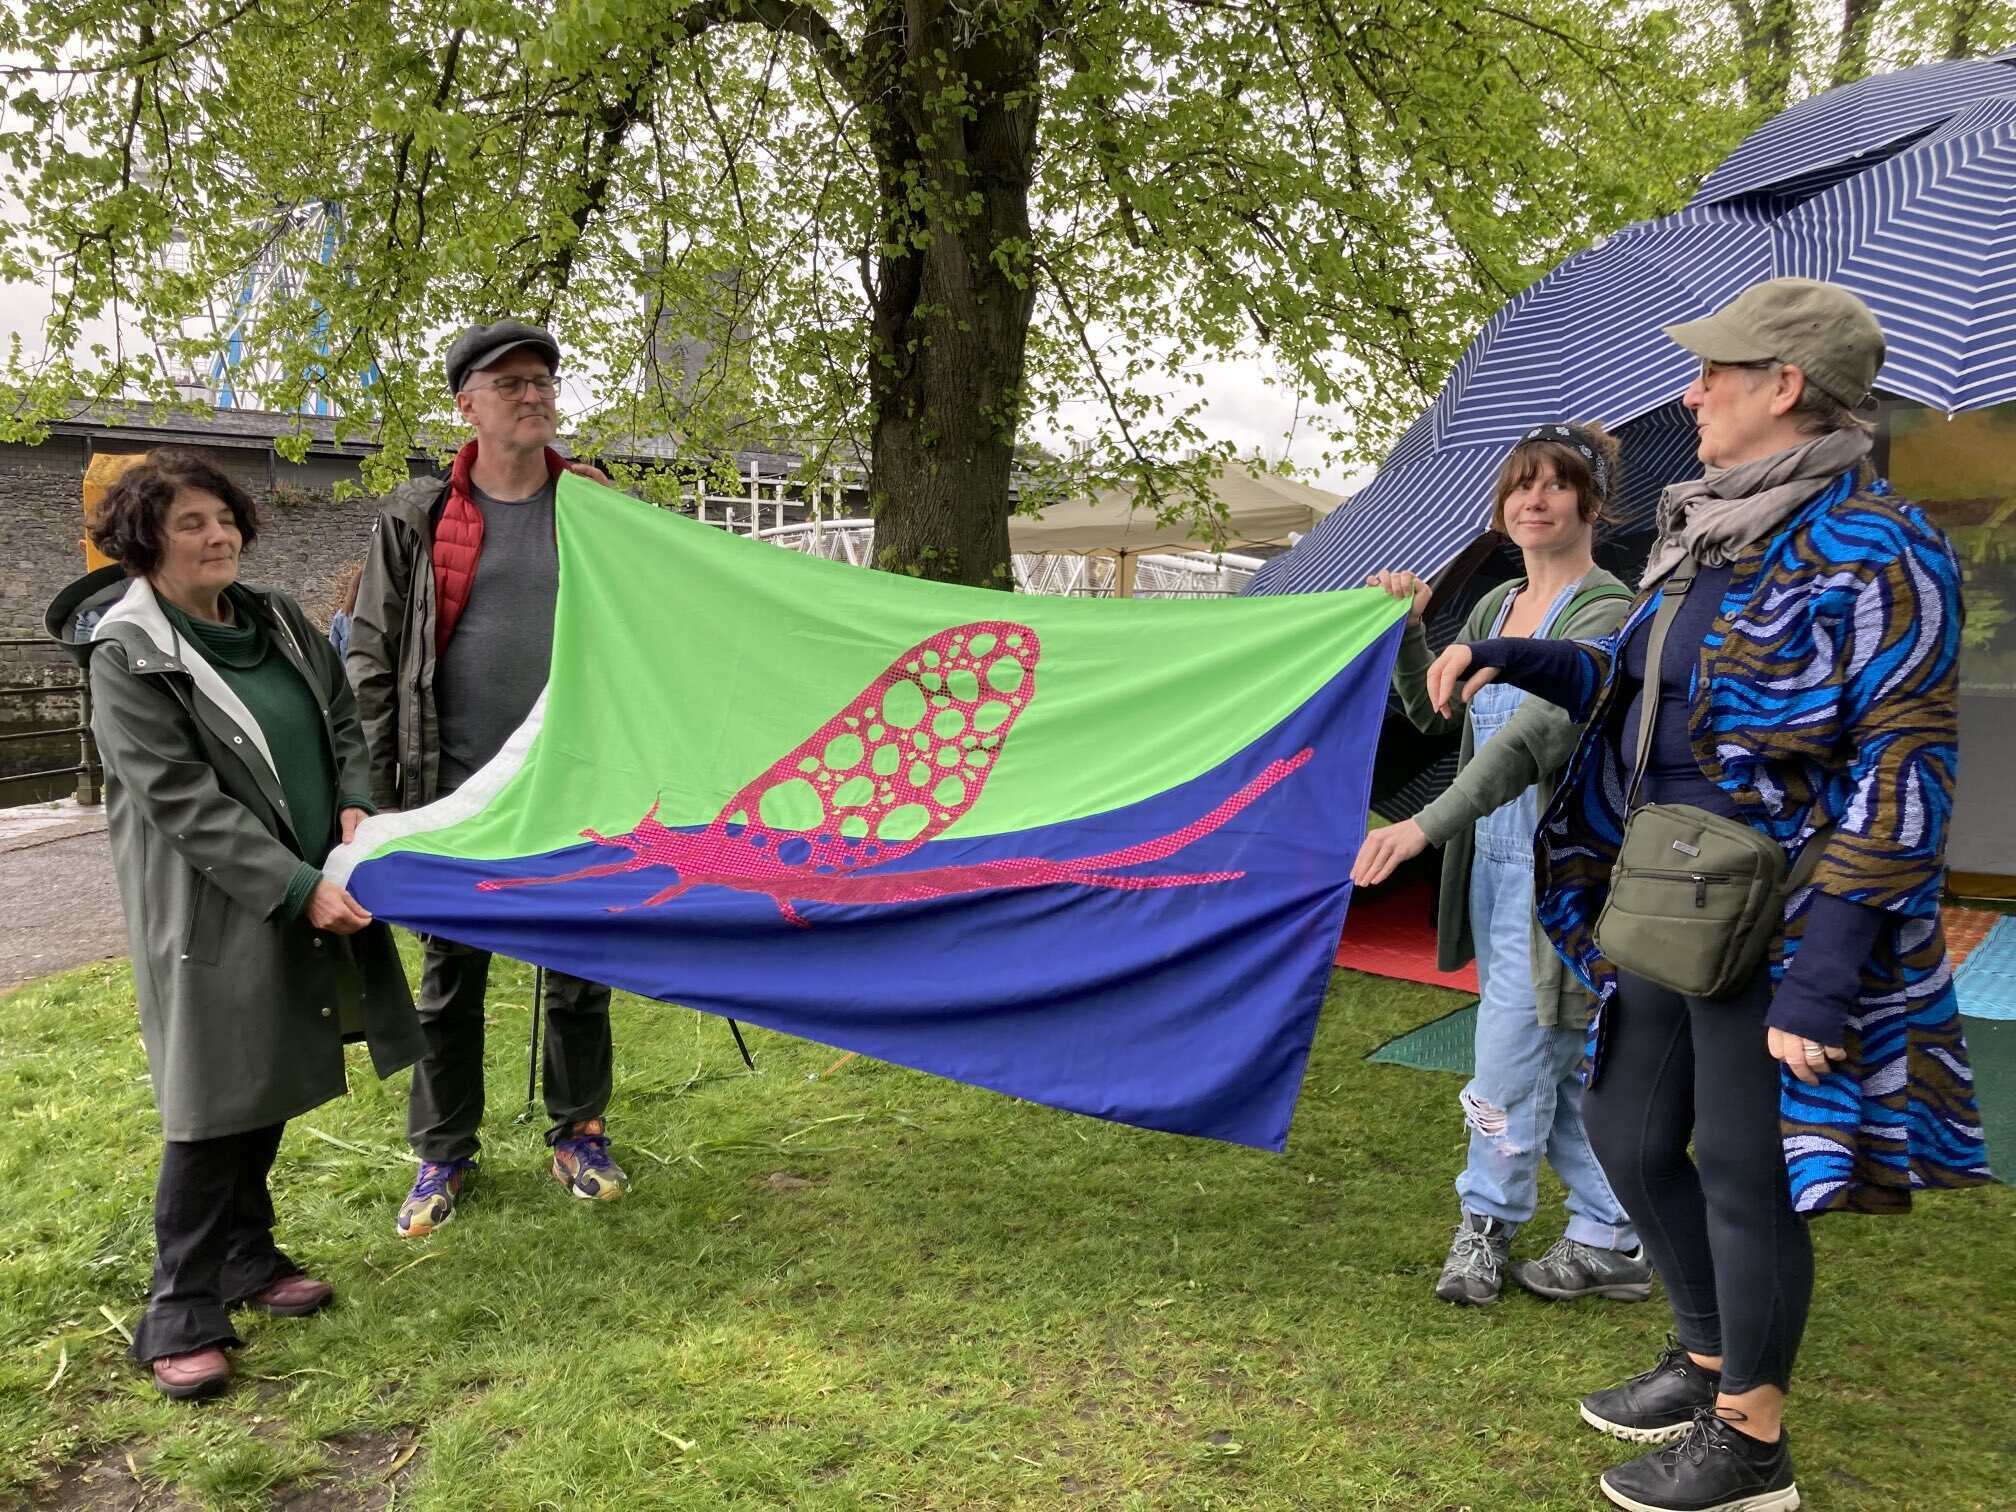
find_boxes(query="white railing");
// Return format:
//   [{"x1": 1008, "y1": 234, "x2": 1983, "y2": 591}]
[
  {"x1": 754, "y1": 518, "x2": 1263, "y2": 597},
  {"x1": 687, "y1": 461, "x2": 864, "y2": 535}
]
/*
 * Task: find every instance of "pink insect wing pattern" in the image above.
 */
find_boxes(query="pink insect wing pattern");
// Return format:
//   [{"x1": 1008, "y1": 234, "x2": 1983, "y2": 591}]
[
  {"x1": 714, "y1": 620, "x2": 1039, "y2": 872},
  {"x1": 477, "y1": 618, "x2": 1316, "y2": 924}
]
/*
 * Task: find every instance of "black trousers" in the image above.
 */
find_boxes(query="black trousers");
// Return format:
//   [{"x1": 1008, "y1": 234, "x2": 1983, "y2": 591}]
[
  {"x1": 1581, "y1": 969, "x2": 1814, "y2": 1395},
  {"x1": 407, "y1": 935, "x2": 613, "y2": 1161},
  {"x1": 130, "y1": 1122, "x2": 300, "y2": 1362}
]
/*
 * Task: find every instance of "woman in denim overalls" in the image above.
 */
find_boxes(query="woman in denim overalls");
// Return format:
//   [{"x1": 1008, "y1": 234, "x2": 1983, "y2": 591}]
[{"x1": 1353, "y1": 423, "x2": 1648, "y2": 1307}]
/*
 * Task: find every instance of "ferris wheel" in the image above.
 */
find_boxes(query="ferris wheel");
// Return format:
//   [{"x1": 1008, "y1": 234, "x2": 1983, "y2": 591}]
[{"x1": 152, "y1": 200, "x2": 375, "y2": 415}]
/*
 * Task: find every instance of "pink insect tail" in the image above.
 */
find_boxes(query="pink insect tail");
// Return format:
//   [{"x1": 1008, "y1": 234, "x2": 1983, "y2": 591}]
[
  {"x1": 1056, "y1": 747, "x2": 1314, "y2": 873},
  {"x1": 478, "y1": 854, "x2": 654, "y2": 892}
]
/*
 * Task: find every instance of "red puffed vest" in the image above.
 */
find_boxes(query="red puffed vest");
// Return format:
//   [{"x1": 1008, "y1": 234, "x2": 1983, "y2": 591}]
[{"x1": 431, "y1": 442, "x2": 569, "y2": 654}]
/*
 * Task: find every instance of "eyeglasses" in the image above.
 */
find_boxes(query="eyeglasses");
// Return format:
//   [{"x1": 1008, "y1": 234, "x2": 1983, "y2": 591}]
[
  {"x1": 470, "y1": 374, "x2": 559, "y2": 399},
  {"x1": 1696, "y1": 358, "x2": 1777, "y2": 386}
]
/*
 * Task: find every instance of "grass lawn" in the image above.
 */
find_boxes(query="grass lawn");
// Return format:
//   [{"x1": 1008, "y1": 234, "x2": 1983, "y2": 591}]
[{"x1": 2, "y1": 944, "x2": 2011, "y2": 1509}]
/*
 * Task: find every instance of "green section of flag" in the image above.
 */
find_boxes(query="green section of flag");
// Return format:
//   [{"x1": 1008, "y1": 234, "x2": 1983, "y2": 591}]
[{"x1": 366, "y1": 476, "x2": 1405, "y2": 864}]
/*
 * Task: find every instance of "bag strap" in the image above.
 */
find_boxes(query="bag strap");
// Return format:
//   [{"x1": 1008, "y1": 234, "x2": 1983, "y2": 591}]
[
  {"x1": 1626, "y1": 563, "x2": 1837, "y2": 891},
  {"x1": 1785, "y1": 825, "x2": 1834, "y2": 895},
  {"x1": 1625, "y1": 560, "x2": 1697, "y2": 813},
  {"x1": 1546, "y1": 581, "x2": 1633, "y2": 638},
  {"x1": 1473, "y1": 578, "x2": 1519, "y2": 637}
]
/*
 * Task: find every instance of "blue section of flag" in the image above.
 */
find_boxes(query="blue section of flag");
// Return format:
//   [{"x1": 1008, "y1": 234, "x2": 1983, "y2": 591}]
[{"x1": 348, "y1": 630, "x2": 1400, "y2": 1150}]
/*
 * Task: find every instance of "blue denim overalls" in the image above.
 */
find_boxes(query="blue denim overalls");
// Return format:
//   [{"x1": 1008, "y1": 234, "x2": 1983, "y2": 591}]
[{"x1": 1454, "y1": 583, "x2": 1636, "y2": 1248}]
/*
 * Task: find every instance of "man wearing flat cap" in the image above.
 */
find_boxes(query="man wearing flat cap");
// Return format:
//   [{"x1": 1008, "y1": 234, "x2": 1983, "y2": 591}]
[{"x1": 348, "y1": 320, "x2": 632, "y2": 1238}]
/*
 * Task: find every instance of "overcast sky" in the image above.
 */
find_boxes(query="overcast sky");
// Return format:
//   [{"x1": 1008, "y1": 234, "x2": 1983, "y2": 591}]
[{"x1": 0, "y1": 269, "x2": 1374, "y2": 499}]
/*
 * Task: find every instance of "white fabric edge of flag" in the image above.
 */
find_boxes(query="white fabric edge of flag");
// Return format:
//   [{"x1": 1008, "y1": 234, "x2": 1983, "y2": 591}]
[{"x1": 324, "y1": 687, "x2": 548, "y2": 889}]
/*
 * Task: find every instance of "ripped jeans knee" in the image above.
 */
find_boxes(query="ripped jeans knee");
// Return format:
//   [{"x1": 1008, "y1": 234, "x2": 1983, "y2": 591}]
[{"x1": 1460, "y1": 1086, "x2": 1531, "y2": 1155}]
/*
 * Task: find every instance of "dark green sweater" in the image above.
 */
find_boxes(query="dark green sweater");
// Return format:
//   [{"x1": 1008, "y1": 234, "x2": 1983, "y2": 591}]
[{"x1": 162, "y1": 587, "x2": 341, "y2": 920}]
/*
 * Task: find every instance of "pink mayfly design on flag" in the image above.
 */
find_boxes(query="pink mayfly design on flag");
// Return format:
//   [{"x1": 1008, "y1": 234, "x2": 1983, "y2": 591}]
[{"x1": 479, "y1": 619, "x2": 1314, "y2": 926}]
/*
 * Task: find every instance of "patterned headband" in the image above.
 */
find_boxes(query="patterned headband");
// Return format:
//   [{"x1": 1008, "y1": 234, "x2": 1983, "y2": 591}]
[{"x1": 1518, "y1": 422, "x2": 1610, "y2": 502}]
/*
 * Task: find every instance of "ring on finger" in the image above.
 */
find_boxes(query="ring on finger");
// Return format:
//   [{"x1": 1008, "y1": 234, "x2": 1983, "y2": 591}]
[{"x1": 1801, "y1": 1043, "x2": 1827, "y2": 1062}]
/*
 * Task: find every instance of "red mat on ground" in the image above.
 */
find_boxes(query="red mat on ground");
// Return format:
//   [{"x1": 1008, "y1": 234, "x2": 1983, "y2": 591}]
[
  {"x1": 1336, "y1": 875, "x2": 1479, "y2": 992},
  {"x1": 1336, "y1": 890, "x2": 2001, "y2": 993},
  {"x1": 1945, "y1": 903, "x2": 2005, "y2": 967}
]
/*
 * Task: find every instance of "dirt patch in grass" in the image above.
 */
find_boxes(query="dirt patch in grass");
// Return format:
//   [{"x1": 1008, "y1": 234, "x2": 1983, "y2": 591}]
[
  {"x1": 270, "y1": 1428, "x2": 424, "y2": 1510},
  {"x1": 16, "y1": 1443, "x2": 197, "y2": 1511},
  {"x1": 16, "y1": 1429, "x2": 424, "y2": 1512}
]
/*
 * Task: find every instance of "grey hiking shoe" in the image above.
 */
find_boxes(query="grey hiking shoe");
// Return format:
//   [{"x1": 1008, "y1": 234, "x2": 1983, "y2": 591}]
[
  {"x1": 1434, "y1": 1211, "x2": 1515, "y2": 1305},
  {"x1": 1512, "y1": 1235, "x2": 1656, "y2": 1302}
]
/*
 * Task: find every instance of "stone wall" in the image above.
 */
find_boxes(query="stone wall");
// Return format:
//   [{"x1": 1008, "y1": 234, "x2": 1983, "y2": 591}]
[
  {"x1": 1, "y1": 436, "x2": 404, "y2": 634},
  {"x1": 2, "y1": 438, "x2": 417, "y2": 800}
]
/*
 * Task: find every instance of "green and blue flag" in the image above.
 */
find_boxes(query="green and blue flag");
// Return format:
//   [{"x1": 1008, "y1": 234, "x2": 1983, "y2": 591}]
[{"x1": 330, "y1": 477, "x2": 1406, "y2": 1149}]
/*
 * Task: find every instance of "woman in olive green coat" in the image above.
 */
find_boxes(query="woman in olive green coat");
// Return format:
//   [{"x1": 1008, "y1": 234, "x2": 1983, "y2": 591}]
[
  {"x1": 1351, "y1": 423, "x2": 1642, "y2": 1309},
  {"x1": 47, "y1": 449, "x2": 422, "y2": 1400}
]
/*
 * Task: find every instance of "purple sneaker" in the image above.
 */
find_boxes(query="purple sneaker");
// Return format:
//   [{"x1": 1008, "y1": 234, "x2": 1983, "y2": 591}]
[
  {"x1": 552, "y1": 1119, "x2": 629, "y2": 1201},
  {"x1": 397, "y1": 1158, "x2": 475, "y2": 1238}
]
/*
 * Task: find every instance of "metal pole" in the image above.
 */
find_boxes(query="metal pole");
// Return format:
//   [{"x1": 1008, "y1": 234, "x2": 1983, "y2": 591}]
[
  {"x1": 75, "y1": 677, "x2": 100, "y2": 805},
  {"x1": 526, "y1": 965, "x2": 544, "y2": 1106},
  {"x1": 727, "y1": 1018, "x2": 755, "y2": 1071}
]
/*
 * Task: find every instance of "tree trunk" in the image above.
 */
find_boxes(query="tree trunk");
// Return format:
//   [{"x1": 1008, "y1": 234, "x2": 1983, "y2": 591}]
[
  {"x1": 1831, "y1": 0, "x2": 1885, "y2": 86},
  {"x1": 1729, "y1": 0, "x2": 1801, "y2": 113},
  {"x1": 1945, "y1": 0, "x2": 1988, "y2": 58},
  {"x1": 861, "y1": 3, "x2": 1042, "y2": 588}
]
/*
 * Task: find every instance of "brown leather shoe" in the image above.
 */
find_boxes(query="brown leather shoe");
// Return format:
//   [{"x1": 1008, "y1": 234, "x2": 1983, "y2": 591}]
[
  {"x1": 245, "y1": 1273, "x2": 334, "y2": 1317},
  {"x1": 152, "y1": 1347, "x2": 231, "y2": 1400}
]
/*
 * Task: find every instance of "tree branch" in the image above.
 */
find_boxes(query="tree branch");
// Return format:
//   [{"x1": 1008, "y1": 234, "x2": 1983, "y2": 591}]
[
  {"x1": 671, "y1": 0, "x2": 859, "y2": 98},
  {"x1": 0, "y1": 0, "x2": 263, "y2": 79}
]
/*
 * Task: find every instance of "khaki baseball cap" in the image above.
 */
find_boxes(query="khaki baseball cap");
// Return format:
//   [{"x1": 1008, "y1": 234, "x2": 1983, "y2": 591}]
[{"x1": 1663, "y1": 278, "x2": 1885, "y2": 408}]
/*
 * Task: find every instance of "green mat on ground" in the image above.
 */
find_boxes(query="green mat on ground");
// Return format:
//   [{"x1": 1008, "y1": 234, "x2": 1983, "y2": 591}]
[
  {"x1": 1365, "y1": 1003, "x2": 2012, "y2": 1184},
  {"x1": 1962, "y1": 1014, "x2": 2015, "y2": 1184},
  {"x1": 1366, "y1": 1001, "x2": 1478, "y2": 1074}
]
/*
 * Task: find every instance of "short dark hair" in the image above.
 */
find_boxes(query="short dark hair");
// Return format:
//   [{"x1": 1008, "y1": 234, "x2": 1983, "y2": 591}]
[
  {"x1": 1488, "y1": 421, "x2": 1622, "y2": 533},
  {"x1": 89, "y1": 449, "x2": 261, "y2": 576}
]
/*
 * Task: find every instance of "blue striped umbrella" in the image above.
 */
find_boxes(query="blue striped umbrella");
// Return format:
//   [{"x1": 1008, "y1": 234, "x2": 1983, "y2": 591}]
[
  {"x1": 1246, "y1": 207, "x2": 1765, "y2": 595},
  {"x1": 1247, "y1": 434, "x2": 1504, "y2": 597},
  {"x1": 1243, "y1": 402, "x2": 1704, "y2": 596},
  {"x1": 1434, "y1": 202, "x2": 1771, "y2": 450},
  {"x1": 1772, "y1": 97, "x2": 2016, "y2": 414},
  {"x1": 1691, "y1": 53, "x2": 2016, "y2": 207},
  {"x1": 1249, "y1": 57, "x2": 2016, "y2": 599}
]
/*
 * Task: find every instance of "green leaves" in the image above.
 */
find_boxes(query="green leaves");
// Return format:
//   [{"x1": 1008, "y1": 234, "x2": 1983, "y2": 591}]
[{"x1": 0, "y1": 0, "x2": 1993, "y2": 544}]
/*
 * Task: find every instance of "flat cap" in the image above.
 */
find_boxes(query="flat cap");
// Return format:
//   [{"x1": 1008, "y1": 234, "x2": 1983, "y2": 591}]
[{"x1": 444, "y1": 319, "x2": 562, "y2": 394}]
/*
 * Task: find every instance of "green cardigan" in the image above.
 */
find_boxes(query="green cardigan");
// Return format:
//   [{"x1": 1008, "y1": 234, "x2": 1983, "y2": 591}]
[{"x1": 1392, "y1": 569, "x2": 1631, "y2": 1026}]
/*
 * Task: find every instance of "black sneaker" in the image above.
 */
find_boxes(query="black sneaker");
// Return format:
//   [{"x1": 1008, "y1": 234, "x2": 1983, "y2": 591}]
[
  {"x1": 1433, "y1": 1211, "x2": 1515, "y2": 1305},
  {"x1": 1511, "y1": 1235, "x2": 1655, "y2": 1302},
  {"x1": 1599, "y1": 1409, "x2": 1799, "y2": 1511},
  {"x1": 1579, "y1": 1338, "x2": 1721, "y2": 1444}
]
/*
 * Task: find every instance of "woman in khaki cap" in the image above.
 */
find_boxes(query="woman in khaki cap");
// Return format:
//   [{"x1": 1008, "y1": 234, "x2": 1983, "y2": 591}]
[{"x1": 1427, "y1": 278, "x2": 1989, "y2": 1512}]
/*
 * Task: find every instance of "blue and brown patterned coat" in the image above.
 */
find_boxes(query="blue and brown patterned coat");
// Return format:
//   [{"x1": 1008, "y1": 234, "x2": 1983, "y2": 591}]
[{"x1": 1532, "y1": 470, "x2": 1990, "y2": 1215}]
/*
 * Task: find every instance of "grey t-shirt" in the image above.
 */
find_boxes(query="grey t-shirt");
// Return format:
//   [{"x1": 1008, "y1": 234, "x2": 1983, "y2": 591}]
[{"x1": 435, "y1": 477, "x2": 559, "y2": 791}]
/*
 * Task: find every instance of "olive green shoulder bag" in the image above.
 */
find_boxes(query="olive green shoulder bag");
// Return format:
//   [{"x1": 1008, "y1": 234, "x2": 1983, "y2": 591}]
[{"x1": 1591, "y1": 560, "x2": 1829, "y2": 1000}]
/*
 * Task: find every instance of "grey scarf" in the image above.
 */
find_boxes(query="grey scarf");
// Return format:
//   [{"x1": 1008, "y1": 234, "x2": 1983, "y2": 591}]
[{"x1": 1641, "y1": 428, "x2": 1871, "y2": 587}]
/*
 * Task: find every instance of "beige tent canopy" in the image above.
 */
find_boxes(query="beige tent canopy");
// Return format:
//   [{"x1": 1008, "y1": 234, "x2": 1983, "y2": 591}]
[{"x1": 1007, "y1": 461, "x2": 1340, "y2": 591}]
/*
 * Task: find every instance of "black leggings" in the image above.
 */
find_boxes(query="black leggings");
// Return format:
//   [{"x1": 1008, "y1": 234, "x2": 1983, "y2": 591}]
[{"x1": 1581, "y1": 970, "x2": 1813, "y2": 1395}]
